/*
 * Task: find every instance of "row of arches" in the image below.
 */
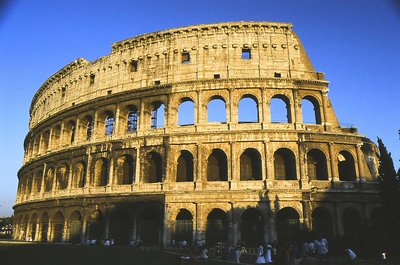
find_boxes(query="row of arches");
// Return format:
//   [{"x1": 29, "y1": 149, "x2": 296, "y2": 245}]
[
  {"x1": 25, "y1": 93, "x2": 323, "y2": 161},
  {"x1": 14, "y1": 205, "x2": 369, "y2": 248},
  {"x1": 18, "y1": 147, "x2": 357, "y2": 198}
]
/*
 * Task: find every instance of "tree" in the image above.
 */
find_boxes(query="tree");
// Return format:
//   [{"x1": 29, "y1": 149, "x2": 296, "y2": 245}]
[{"x1": 377, "y1": 137, "x2": 400, "y2": 255}]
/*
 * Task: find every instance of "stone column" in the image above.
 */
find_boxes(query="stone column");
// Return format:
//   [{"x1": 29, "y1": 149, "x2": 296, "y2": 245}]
[
  {"x1": 293, "y1": 90, "x2": 301, "y2": 128},
  {"x1": 47, "y1": 219, "x2": 53, "y2": 242},
  {"x1": 114, "y1": 105, "x2": 120, "y2": 136},
  {"x1": 321, "y1": 90, "x2": 329, "y2": 128},
  {"x1": 81, "y1": 216, "x2": 87, "y2": 244},
  {"x1": 355, "y1": 144, "x2": 365, "y2": 182},
  {"x1": 34, "y1": 221, "x2": 40, "y2": 241},
  {"x1": 134, "y1": 148, "x2": 140, "y2": 183},
  {"x1": 62, "y1": 219, "x2": 68, "y2": 242},
  {"x1": 40, "y1": 164, "x2": 47, "y2": 196},
  {"x1": 74, "y1": 117, "x2": 81, "y2": 143},
  {"x1": 85, "y1": 151, "x2": 92, "y2": 189},
  {"x1": 108, "y1": 156, "x2": 114, "y2": 188},
  {"x1": 67, "y1": 163, "x2": 74, "y2": 191},
  {"x1": 328, "y1": 143, "x2": 338, "y2": 186},
  {"x1": 139, "y1": 99, "x2": 145, "y2": 133}
]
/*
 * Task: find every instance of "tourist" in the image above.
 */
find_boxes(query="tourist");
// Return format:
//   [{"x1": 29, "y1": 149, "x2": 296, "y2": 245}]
[
  {"x1": 264, "y1": 243, "x2": 272, "y2": 264},
  {"x1": 313, "y1": 235, "x2": 328, "y2": 264},
  {"x1": 256, "y1": 244, "x2": 267, "y2": 264}
]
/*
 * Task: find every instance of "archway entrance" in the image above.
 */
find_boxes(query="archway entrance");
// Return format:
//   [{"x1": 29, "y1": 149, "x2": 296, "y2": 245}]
[
  {"x1": 241, "y1": 208, "x2": 264, "y2": 247},
  {"x1": 206, "y1": 209, "x2": 228, "y2": 246},
  {"x1": 175, "y1": 209, "x2": 193, "y2": 244},
  {"x1": 276, "y1": 207, "x2": 300, "y2": 244},
  {"x1": 69, "y1": 211, "x2": 82, "y2": 244}
]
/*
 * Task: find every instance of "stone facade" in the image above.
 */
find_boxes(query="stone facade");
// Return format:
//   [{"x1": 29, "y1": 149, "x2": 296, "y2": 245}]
[{"x1": 14, "y1": 22, "x2": 380, "y2": 247}]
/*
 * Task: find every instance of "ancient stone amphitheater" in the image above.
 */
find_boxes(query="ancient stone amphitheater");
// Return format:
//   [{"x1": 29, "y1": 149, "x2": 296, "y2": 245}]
[{"x1": 14, "y1": 21, "x2": 381, "y2": 248}]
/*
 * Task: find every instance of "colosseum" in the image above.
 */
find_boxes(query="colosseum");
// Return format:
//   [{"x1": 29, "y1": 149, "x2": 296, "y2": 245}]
[{"x1": 14, "y1": 21, "x2": 381, "y2": 249}]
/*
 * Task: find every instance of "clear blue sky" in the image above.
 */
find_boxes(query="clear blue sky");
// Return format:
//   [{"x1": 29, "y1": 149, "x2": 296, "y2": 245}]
[{"x1": 0, "y1": 0, "x2": 399, "y2": 217}]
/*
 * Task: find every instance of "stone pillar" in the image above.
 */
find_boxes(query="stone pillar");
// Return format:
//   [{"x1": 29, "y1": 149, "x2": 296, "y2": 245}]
[
  {"x1": 139, "y1": 99, "x2": 145, "y2": 132},
  {"x1": 93, "y1": 111, "x2": 99, "y2": 141},
  {"x1": 268, "y1": 217, "x2": 277, "y2": 242},
  {"x1": 334, "y1": 203, "x2": 342, "y2": 236},
  {"x1": 40, "y1": 164, "x2": 47, "y2": 196},
  {"x1": 62, "y1": 220, "x2": 68, "y2": 242},
  {"x1": 81, "y1": 217, "x2": 87, "y2": 244},
  {"x1": 34, "y1": 222, "x2": 40, "y2": 241},
  {"x1": 227, "y1": 88, "x2": 233, "y2": 126},
  {"x1": 134, "y1": 148, "x2": 140, "y2": 183},
  {"x1": 263, "y1": 141, "x2": 269, "y2": 182},
  {"x1": 108, "y1": 156, "x2": 114, "y2": 187},
  {"x1": 114, "y1": 105, "x2": 120, "y2": 136},
  {"x1": 293, "y1": 90, "x2": 301, "y2": 128},
  {"x1": 85, "y1": 152, "x2": 92, "y2": 188},
  {"x1": 59, "y1": 121, "x2": 65, "y2": 147},
  {"x1": 321, "y1": 90, "x2": 329, "y2": 128},
  {"x1": 163, "y1": 203, "x2": 171, "y2": 247},
  {"x1": 195, "y1": 144, "x2": 202, "y2": 190},
  {"x1": 355, "y1": 144, "x2": 365, "y2": 182},
  {"x1": 328, "y1": 143, "x2": 338, "y2": 186},
  {"x1": 67, "y1": 163, "x2": 74, "y2": 191},
  {"x1": 47, "y1": 220, "x2": 53, "y2": 242},
  {"x1": 74, "y1": 117, "x2": 81, "y2": 143}
]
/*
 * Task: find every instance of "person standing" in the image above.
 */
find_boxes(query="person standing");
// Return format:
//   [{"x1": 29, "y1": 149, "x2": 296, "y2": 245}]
[
  {"x1": 256, "y1": 245, "x2": 267, "y2": 264},
  {"x1": 313, "y1": 235, "x2": 328, "y2": 264},
  {"x1": 264, "y1": 243, "x2": 273, "y2": 264}
]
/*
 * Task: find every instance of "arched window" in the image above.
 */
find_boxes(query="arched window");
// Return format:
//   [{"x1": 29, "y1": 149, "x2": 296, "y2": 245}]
[
  {"x1": 240, "y1": 148, "x2": 262, "y2": 180},
  {"x1": 176, "y1": 150, "x2": 194, "y2": 182},
  {"x1": 307, "y1": 149, "x2": 328, "y2": 180},
  {"x1": 207, "y1": 97, "x2": 226, "y2": 123},
  {"x1": 151, "y1": 102, "x2": 165, "y2": 129},
  {"x1": 69, "y1": 121, "x2": 76, "y2": 143},
  {"x1": 93, "y1": 158, "x2": 108, "y2": 186},
  {"x1": 52, "y1": 212, "x2": 64, "y2": 243},
  {"x1": 302, "y1": 96, "x2": 321, "y2": 124},
  {"x1": 238, "y1": 95, "x2": 258, "y2": 123},
  {"x1": 270, "y1": 95, "x2": 291, "y2": 123},
  {"x1": 178, "y1": 98, "x2": 195, "y2": 126},
  {"x1": 207, "y1": 149, "x2": 228, "y2": 181},
  {"x1": 52, "y1": 125, "x2": 61, "y2": 148},
  {"x1": 116, "y1": 155, "x2": 135, "y2": 185},
  {"x1": 274, "y1": 148, "x2": 297, "y2": 180},
  {"x1": 40, "y1": 213, "x2": 49, "y2": 242},
  {"x1": 69, "y1": 211, "x2": 82, "y2": 244},
  {"x1": 35, "y1": 170, "x2": 43, "y2": 193},
  {"x1": 56, "y1": 164, "x2": 69, "y2": 190},
  {"x1": 175, "y1": 209, "x2": 193, "y2": 243},
  {"x1": 206, "y1": 209, "x2": 228, "y2": 246},
  {"x1": 85, "y1": 116, "x2": 94, "y2": 140},
  {"x1": 45, "y1": 168, "x2": 54, "y2": 192},
  {"x1": 73, "y1": 162, "x2": 86, "y2": 188},
  {"x1": 127, "y1": 106, "x2": 138, "y2": 133},
  {"x1": 338, "y1": 150, "x2": 356, "y2": 181},
  {"x1": 42, "y1": 130, "x2": 50, "y2": 151},
  {"x1": 105, "y1": 112, "x2": 115, "y2": 136},
  {"x1": 276, "y1": 207, "x2": 300, "y2": 243},
  {"x1": 143, "y1": 152, "x2": 163, "y2": 183}
]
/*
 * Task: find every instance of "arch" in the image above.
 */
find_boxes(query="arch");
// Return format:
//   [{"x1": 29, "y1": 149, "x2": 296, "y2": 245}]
[
  {"x1": 301, "y1": 96, "x2": 321, "y2": 124},
  {"x1": 35, "y1": 170, "x2": 43, "y2": 193},
  {"x1": 87, "y1": 210, "x2": 105, "y2": 242},
  {"x1": 116, "y1": 154, "x2": 135, "y2": 185},
  {"x1": 270, "y1": 95, "x2": 291, "y2": 123},
  {"x1": 207, "y1": 96, "x2": 226, "y2": 123},
  {"x1": 338, "y1": 150, "x2": 356, "y2": 181},
  {"x1": 66, "y1": 120, "x2": 76, "y2": 143},
  {"x1": 137, "y1": 203, "x2": 164, "y2": 246},
  {"x1": 307, "y1": 149, "x2": 328, "y2": 180},
  {"x1": 52, "y1": 125, "x2": 61, "y2": 148},
  {"x1": 56, "y1": 164, "x2": 69, "y2": 190},
  {"x1": 84, "y1": 115, "x2": 94, "y2": 140},
  {"x1": 176, "y1": 150, "x2": 194, "y2": 182},
  {"x1": 93, "y1": 158, "x2": 108, "y2": 187},
  {"x1": 178, "y1": 98, "x2": 195, "y2": 126},
  {"x1": 238, "y1": 95, "x2": 258, "y2": 123},
  {"x1": 45, "y1": 168, "x2": 54, "y2": 192},
  {"x1": 72, "y1": 162, "x2": 86, "y2": 188},
  {"x1": 207, "y1": 149, "x2": 228, "y2": 181},
  {"x1": 42, "y1": 130, "x2": 50, "y2": 152},
  {"x1": 206, "y1": 208, "x2": 228, "y2": 246},
  {"x1": 29, "y1": 213, "x2": 38, "y2": 241},
  {"x1": 151, "y1": 101, "x2": 165, "y2": 129},
  {"x1": 274, "y1": 148, "x2": 297, "y2": 180},
  {"x1": 143, "y1": 151, "x2": 163, "y2": 183},
  {"x1": 127, "y1": 105, "x2": 139, "y2": 133},
  {"x1": 69, "y1": 211, "x2": 82, "y2": 244},
  {"x1": 109, "y1": 206, "x2": 132, "y2": 245},
  {"x1": 104, "y1": 111, "x2": 115, "y2": 136},
  {"x1": 312, "y1": 207, "x2": 333, "y2": 238},
  {"x1": 241, "y1": 208, "x2": 264, "y2": 247},
  {"x1": 240, "y1": 148, "x2": 262, "y2": 180},
  {"x1": 174, "y1": 209, "x2": 193, "y2": 243},
  {"x1": 342, "y1": 207, "x2": 362, "y2": 249},
  {"x1": 276, "y1": 207, "x2": 300, "y2": 243},
  {"x1": 40, "y1": 213, "x2": 49, "y2": 242},
  {"x1": 52, "y1": 212, "x2": 64, "y2": 242}
]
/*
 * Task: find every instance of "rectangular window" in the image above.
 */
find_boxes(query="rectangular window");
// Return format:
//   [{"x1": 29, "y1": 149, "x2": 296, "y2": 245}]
[
  {"x1": 131, "y1": 60, "x2": 138, "y2": 72},
  {"x1": 182, "y1": 52, "x2": 190, "y2": 64},
  {"x1": 242, "y1": 49, "x2": 251, "y2": 60},
  {"x1": 214, "y1": 74, "x2": 220, "y2": 79},
  {"x1": 89, "y1": 74, "x2": 95, "y2": 85},
  {"x1": 155, "y1": 80, "x2": 161, "y2": 85},
  {"x1": 274, "y1": 72, "x2": 282, "y2": 78}
]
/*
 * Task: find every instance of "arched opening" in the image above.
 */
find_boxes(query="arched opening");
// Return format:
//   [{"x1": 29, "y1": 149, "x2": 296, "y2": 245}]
[
  {"x1": 29, "y1": 214, "x2": 38, "y2": 241},
  {"x1": 127, "y1": 106, "x2": 139, "y2": 133},
  {"x1": 276, "y1": 207, "x2": 300, "y2": 244},
  {"x1": 178, "y1": 98, "x2": 195, "y2": 126},
  {"x1": 52, "y1": 125, "x2": 61, "y2": 148},
  {"x1": 45, "y1": 168, "x2": 54, "y2": 192},
  {"x1": 174, "y1": 209, "x2": 193, "y2": 244},
  {"x1": 116, "y1": 155, "x2": 135, "y2": 185},
  {"x1": 274, "y1": 148, "x2": 297, "y2": 180},
  {"x1": 206, "y1": 209, "x2": 228, "y2": 246},
  {"x1": 207, "y1": 149, "x2": 228, "y2": 181},
  {"x1": 93, "y1": 158, "x2": 108, "y2": 187},
  {"x1": 307, "y1": 149, "x2": 328, "y2": 180},
  {"x1": 151, "y1": 101, "x2": 165, "y2": 129},
  {"x1": 52, "y1": 212, "x2": 64, "y2": 243},
  {"x1": 207, "y1": 96, "x2": 226, "y2": 123},
  {"x1": 69, "y1": 211, "x2": 82, "y2": 244},
  {"x1": 73, "y1": 162, "x2": 86, "y2": 188},
  {"x1": 338, "y1": 151, "x2": 356, "y2": 181},
  {"x1": 66, "y1": 120, "x2": 76, "y2": 143},
  {"x1": 109, "y1": 206, "x2": 132, "y2": 245},
  {"x1": 143, "y1": 152, "x2": 163, "y2": 183},
  {"x1": 35, "y1": 170, "x2": 43, "y2": 193},
  {"x1": 238, "y1": 95, "x2": 258, "y2": 123},
  {"x1": 84, "y1": 115, "x2": 94, "y2": 140},
  {"x1": 241, "y1": 208, "x2": 264, "y2": 247},
  {"x1": 105, "y1": 111, "x2": 115, "y2": 136},
  {"x1": 176, "y1": 150, "x2": 194, "y2": 182},
  {"x1": 270, "y1": 95, "x2": 291, "y2": 123},
  {"x1": 40, "y1": 213, "x2": 49, "y2": 242},
  {"x1": 312, "y1": 207, "x2": 333, "y2": 239},
  {"x1": 342, "y1": 207, "x2": 362, "y2": 250},
  {"x1": 137, "y1": 203, "x2": 164, "y2": 246},
  {"x1": 56, "y1": 164, "x2": 69, "y2": 190},
  {"x1": 240, "y1": 148, "x2": 262, "y2": 180},
  {"x1": 87, "y1": 210, "x2": 105, "y2": 242},
  {"x1": 42, "y1": 130, "x2": 50, "y2": 152},
  {"x1": 301, "y1": 96, "x2": 321, "y2": 124}
]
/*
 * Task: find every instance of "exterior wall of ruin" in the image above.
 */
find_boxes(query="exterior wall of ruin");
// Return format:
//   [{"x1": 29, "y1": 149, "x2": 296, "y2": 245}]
[{"x1": 14, "y1": 22, "x2": 381, "y2": 246}]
